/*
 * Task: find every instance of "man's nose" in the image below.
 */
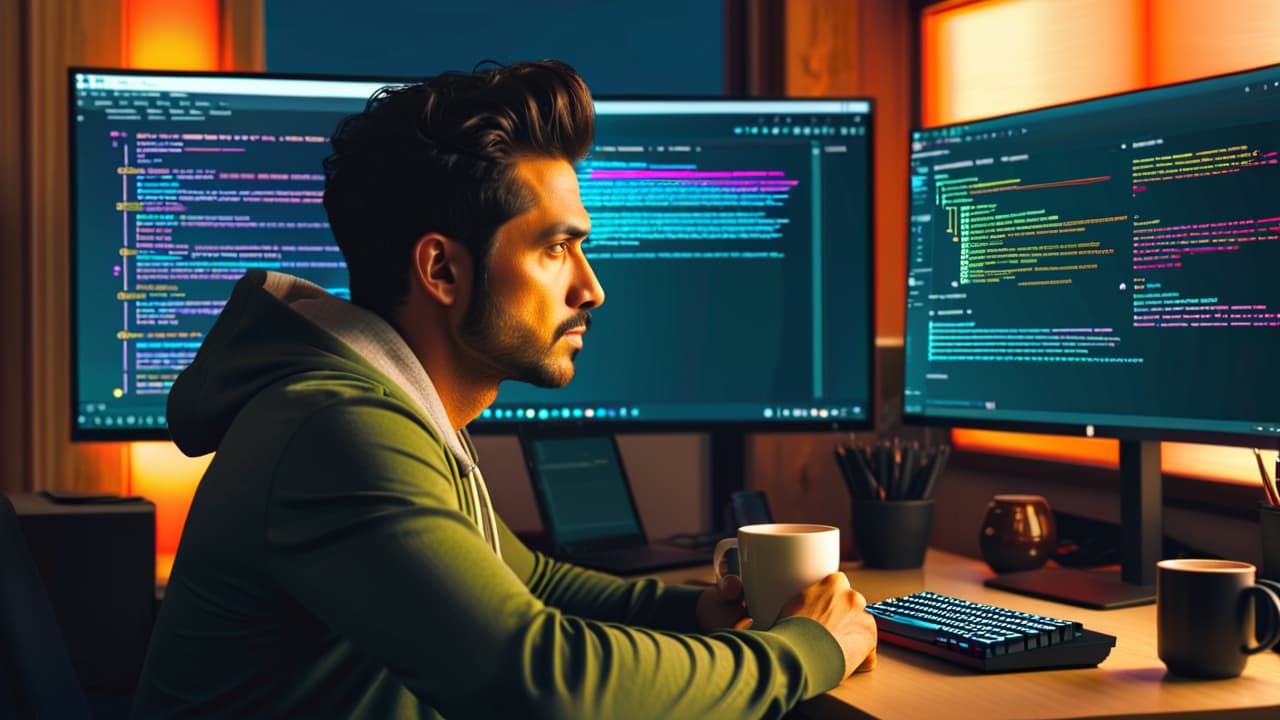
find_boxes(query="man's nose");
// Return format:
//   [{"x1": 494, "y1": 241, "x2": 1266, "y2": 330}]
[{"x1": 571, "y1": 252, "x2": 605, "y2": 310}]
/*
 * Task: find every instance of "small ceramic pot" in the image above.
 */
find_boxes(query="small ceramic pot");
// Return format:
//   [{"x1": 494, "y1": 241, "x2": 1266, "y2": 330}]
[{"x1": 979, "y1": 494, "x2": 1057, "y2": 573}]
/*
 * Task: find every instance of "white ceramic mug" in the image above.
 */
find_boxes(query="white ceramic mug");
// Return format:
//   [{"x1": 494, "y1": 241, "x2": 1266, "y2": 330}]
[{"x1": 714, "y1": 523, "x2": 841, "y2": 629}]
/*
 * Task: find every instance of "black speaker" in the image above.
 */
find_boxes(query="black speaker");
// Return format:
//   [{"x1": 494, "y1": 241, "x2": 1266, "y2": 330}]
[{"x1": 7, "y1": 493, "x2": 155, "y2": 693}]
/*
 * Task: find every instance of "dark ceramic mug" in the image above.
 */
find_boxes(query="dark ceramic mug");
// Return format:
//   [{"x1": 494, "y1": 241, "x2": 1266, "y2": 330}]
[{"x1": 1157, "y1": 559, "x2": 1280, "y2": 679}]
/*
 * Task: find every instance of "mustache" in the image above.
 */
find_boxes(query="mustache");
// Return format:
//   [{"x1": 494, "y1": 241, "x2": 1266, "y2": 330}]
[{"x1": 554, "y1": 311, "x2": 592, "y2": 339}]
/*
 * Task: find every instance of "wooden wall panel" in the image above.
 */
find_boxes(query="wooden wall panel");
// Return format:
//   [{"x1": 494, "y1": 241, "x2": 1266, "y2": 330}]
[
  {"x1": 13, "y1": 0, "x2": 263, "y2": 496},
  {"x1": 1, "y1": 0, "x2": 29, "y2": 493},
  {"x1": 783, "y1": 0, "x2": 911, "y2": 341},
  {"x1": 784, "y1": 0, "x2": 860, "y2": 98},
  {"x1": 222, "y1": 0, "x2": 265, "y2": 72},
  {"x1": 27, "y1": 0, "x2": 131, "y2": 493},
  {"x1": 750, "y1": 0, "x2": 915, "y2": 544},
  {"x1": 857, "y1": 0, "x2": 912, "y2": 344}
]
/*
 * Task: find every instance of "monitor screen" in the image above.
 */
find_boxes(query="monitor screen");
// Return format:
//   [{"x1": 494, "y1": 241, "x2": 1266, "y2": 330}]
[
  {"x1": 903, "y1": 63, "x2": 1280, "y2": 444},
  {"x1": 71, "y1": 69, "x2": 875, "y2": 440}
]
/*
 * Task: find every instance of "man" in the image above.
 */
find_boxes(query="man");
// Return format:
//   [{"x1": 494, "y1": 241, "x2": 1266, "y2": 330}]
[{"x1": 133, "y1": 60, "x2": 876, "y2": 719}]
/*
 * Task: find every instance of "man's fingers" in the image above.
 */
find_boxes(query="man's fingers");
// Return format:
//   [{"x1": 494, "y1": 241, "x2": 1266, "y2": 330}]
[{"x1": 718, "y1": 573, "x2": 743, "y2": 600}]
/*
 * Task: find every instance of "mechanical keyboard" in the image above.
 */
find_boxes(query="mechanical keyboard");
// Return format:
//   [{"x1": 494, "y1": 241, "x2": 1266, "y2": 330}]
[{"x1": 866, "y1": 591, "x2": 1116, "y2": 672}]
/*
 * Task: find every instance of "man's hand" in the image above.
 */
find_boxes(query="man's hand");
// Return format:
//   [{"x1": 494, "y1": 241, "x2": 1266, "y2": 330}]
[
  {"x1": 777, "y1": 573, "x2": 878, "y2": 678},
  {"x1": 696, "y1": 559, "x2": 751, "y2": 631}
]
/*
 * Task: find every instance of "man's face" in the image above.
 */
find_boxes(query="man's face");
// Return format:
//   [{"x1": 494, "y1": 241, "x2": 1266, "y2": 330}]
[{"x1": 457, "y1": 157, "x2": 604, "y2": 388}]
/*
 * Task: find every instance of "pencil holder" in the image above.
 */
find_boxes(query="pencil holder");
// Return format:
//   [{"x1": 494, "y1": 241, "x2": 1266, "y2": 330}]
[
  {"x1": 851, "y1": 498, "x2": 934, "y2": 569},
  {"x1": 1263, "y1": 504, "x2": 1280, "y2": 654},
  {"x1": 1262, "y1": 503, "x2": 1280, "y2": 584}
]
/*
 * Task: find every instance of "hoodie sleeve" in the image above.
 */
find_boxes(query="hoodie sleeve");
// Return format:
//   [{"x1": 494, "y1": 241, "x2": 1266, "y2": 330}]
[
  {"x1": 495, "y1": 515, "x2": 705, "y2": 633},
  {"x1": 266, "y1": 396, "x2": 845, "y2": 720}
]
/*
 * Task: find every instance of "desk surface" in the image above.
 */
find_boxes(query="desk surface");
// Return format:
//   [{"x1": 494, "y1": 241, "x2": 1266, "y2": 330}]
[{"x1": 655, "y1": 549, "x2": 1280, "y2": 720}]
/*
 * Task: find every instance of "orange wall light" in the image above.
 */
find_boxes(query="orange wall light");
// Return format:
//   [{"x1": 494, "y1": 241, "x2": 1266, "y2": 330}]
[
  {"x1": 123, "y1": 0, "x2": 223, "y2": 581},
  {"x1": 954, "y1": 430, "x2": 1274, "y2": 488},
  {"x1": 124, "y1": 0, "x2": 221, "y2": 71},
  {"x1": 1148, "y1": 0, "x2": 1280, "y2": 86},
  {"x1": 130, "y1": 443, "x2": 212, "y2": 581},
  {"x1": 921, "y1": 0, "x2": 1146, "y2": 127},
  {"x1": 953, "y1": 429, "x2": 1118, "y2": 468}
]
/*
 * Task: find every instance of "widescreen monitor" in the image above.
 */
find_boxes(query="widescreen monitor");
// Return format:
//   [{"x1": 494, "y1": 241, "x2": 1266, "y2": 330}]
[
  {"x1": 70, "y1": 69, "x2": 875, "y2": 440},
  {"x1": 904, "y1": 63, "x2": 1280, "y2": 607}
]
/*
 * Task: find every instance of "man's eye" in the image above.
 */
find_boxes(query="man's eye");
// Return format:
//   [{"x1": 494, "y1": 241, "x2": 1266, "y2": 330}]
[{"x1": 549, "y1": 242, "x2": 568, "y2": 255}]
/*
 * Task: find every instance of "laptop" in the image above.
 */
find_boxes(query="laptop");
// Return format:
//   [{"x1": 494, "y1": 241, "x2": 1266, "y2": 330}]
[{"x1": 519, "y1": 429, "x2": 710, "y2": 574}]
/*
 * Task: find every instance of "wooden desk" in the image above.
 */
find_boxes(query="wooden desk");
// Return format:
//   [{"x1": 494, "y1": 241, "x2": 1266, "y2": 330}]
[{"x1": 656, "y1": 549, "x2": 1280, "y2": 719}]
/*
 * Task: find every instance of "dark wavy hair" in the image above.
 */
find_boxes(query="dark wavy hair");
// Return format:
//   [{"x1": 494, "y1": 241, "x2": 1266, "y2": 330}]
[{"x1": 322, "y1": 60, "x2": 595, "y2": 320}]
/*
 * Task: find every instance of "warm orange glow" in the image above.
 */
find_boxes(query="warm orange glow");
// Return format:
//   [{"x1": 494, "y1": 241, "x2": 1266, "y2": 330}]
[
  {"x1": 929, "y1": 0, "x2": 1280, "y2": 489},
  {"x1": 953, "y1": 429, "x2": 1117, "y2": 467},
  {"x1": 130, "y1": 442, "x2": 211, "y2": 582},
  {"x1": 124, "y1": 0, "x2": 223, "y2": 584},
  {"x1": 922, "y1": 0, "x2": 1146, "y2": 126},
  {"x1": 1163, "y1": 443, "x2": 1273, "y2": 487},
  {"x1": 953, "y1": 431, "x2": 1275, "y2": 488},
  {"x1": 124, "y1": 0, "x2": 221, "y2": 71},
  {"x1": 1148, "y1": 0, "x2": 1280, "y2": 85}
]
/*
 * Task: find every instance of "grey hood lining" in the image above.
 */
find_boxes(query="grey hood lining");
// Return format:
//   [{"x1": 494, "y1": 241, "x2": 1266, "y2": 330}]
[{"x1": 259, "y1": 271, "x2": 500, "y2": 556}]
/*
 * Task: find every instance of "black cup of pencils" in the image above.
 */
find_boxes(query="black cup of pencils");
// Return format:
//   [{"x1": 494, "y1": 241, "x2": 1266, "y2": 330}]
[
  {"x1": 1262, "y1": 503, "x2": 1280, "y2": 585},
  {"x1": 1262, "y1": 502, "x2": 1280, "y2": 654},
  {"x1": 835, "y1": 440, "x2": 950, "y2": 569}
]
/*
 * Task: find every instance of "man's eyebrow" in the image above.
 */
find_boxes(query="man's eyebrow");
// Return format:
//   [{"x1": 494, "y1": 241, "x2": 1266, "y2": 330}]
[{"x1": 537, "y1": 223, "x2": 591, "y2": 241}]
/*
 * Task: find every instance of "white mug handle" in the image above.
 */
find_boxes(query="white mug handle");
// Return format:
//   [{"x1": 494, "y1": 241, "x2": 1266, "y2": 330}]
[{"x1": 713, "y1": 537, "x2": 738, "y2": 584}]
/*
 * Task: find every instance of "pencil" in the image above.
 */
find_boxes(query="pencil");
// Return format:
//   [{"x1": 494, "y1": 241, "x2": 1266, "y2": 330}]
[
  {"x1": 849, "y1": 444, "x2": 884, "y2": 501},
  {"x1": 918, "y1": 444, "x2": 951, "y2": 501},
  {"x1": 1254, "y1": 448, "x2": 1280, "y2": 506}
]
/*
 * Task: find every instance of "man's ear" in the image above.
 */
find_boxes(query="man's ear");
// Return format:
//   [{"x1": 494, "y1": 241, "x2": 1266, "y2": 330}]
[{"x1": 412, "y1": 233, "x2": 473, "y2": 307}]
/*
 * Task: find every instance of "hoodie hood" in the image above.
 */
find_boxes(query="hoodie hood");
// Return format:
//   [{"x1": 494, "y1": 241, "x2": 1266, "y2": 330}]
[
  {"x1": 166, "y1": 270, "x2": 365, "y2": 457},
  {"x1": 168, "y1": 270, "x2": 500, "y2": 555},
  {"x1": 169, "y1": 270, "x2": 466, "y2": 459}
]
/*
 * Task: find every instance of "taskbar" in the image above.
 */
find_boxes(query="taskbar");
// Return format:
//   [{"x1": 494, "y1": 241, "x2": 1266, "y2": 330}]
[{"x1": 474, "y1": 402, "x2": 866, "y2": 423}]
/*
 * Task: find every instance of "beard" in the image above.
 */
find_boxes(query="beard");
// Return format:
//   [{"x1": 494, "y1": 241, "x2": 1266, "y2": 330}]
[{"x1": 458, "y1": 281, "x2": 592, "y2": 389}]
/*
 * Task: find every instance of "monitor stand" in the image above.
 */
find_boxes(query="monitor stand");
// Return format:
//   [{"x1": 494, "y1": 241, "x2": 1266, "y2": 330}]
[{"x1": 984, "y1": 439, "x2": 1160, "y2": 610}]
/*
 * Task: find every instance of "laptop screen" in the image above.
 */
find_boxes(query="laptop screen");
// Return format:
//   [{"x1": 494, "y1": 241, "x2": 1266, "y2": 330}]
[{"x1": 524, "y1": 435, "x2": 643, "y2": 546}]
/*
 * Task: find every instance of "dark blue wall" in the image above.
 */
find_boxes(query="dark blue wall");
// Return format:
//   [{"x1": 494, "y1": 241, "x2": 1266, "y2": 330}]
[{"x1": 265, "y1": 0, "x2": 725, "y2": 95}]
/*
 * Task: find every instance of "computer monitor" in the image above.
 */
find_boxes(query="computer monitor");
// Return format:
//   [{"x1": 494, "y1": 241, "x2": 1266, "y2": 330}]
[
  {"x1": 904, "y1": 63, "x2": 1280, "y2": 608},
  {"x1": 480, "y1": 98, "x2": 874, "y2": 431},
  {"x1": 70, "y1": 69, "x2": 876, "y2": 440}
]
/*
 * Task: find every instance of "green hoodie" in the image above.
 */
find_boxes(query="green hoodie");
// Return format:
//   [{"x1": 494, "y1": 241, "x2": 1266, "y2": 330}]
[{"x1": 133, "y1": 270, "x2": 845, "y2": 719}]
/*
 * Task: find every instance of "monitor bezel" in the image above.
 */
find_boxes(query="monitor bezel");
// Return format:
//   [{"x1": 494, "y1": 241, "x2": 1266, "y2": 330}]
[{"x1": 68, "y1": 68, "x2": 878, "y2": 440}]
